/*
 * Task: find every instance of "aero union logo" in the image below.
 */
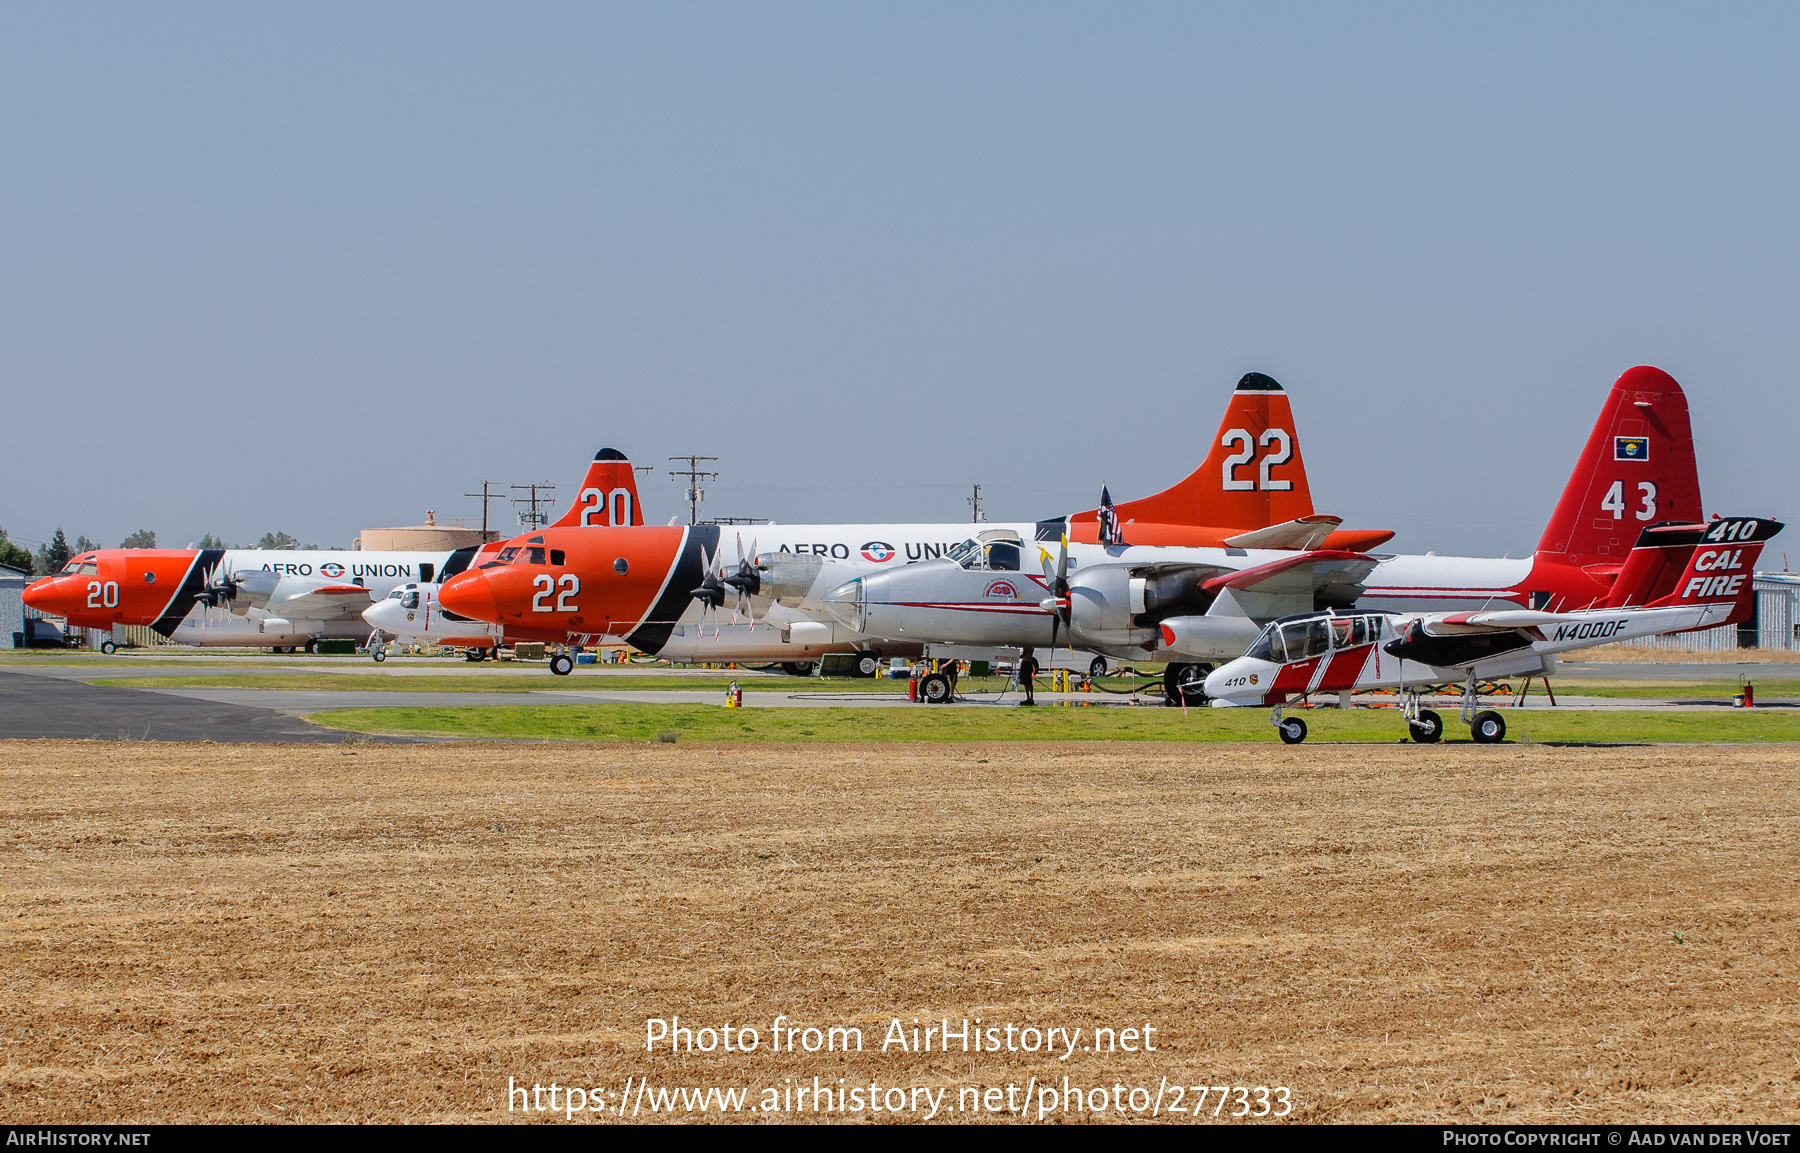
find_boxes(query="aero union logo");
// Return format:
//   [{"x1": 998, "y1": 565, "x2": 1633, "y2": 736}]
[
  {"x1": 320, "y1": 562, "x2": 346, "y2": 578},
  {"x1": 984, "y1": 580, "x2": 1018, "y2": 599},
  {"x1": 860, "y1": 541, "x2": 896, "y2": 563}
]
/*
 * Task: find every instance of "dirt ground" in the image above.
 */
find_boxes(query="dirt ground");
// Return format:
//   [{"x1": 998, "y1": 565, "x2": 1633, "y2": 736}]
[{"x1": 2, "y1": 739, "x2": 1796, "y2": 1125}]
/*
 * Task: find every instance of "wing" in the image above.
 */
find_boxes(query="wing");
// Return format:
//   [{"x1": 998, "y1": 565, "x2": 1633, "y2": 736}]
[
  {"x1": 1221, "y1": 515, "x2": 1342, "y2": 551},
  {"x1": 273, "y1": 583, "x2": 377, "y2": 621},
  {"x1": 1200, "y1": 549, "x2": 1378, "y2": 619}
]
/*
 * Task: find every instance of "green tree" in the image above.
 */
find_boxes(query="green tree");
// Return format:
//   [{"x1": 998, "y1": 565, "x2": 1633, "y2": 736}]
[
  {"x1": 0, "y1": 527, "x2": 33, "y2": 574},
  {"x1": 34, "y1": 528, "x2": 71, "y2": 575},
  {"x1": 257, "y1": 531, "x2": 300, "y2": 550},
  {"x1": 120, "y1": 529, "x2": 157, "y2": 549},
  {"x1": 195, "y1": 533, "x2": 227, "y2": 549},
  {"x1": 73, "y1": 535, "x2": 98, "y2": 553}
]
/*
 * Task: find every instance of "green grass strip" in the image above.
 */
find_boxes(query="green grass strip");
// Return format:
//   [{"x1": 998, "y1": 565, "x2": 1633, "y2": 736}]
[{"x1": 306, "y1": 702, "x2": 1800, "y2": 744}]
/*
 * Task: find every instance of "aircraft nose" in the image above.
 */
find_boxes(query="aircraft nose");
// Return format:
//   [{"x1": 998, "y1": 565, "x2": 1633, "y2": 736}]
[
  {"x1": 438, "y1": 571, "x2": 499, "y2": 622},
  {"x1": 21, "y1": 577, "x2": 70, "y2": 613},
  {"x1": 1202, "y1": 664, "x2": 1232, "y2": 698}
]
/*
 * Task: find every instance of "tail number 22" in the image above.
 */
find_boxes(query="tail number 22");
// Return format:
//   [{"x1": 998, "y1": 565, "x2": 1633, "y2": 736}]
[
  {"x1": 1221, "y1": 429, "x2": 1293, "y2": 492},
  {"x1": 531, "y1": 575, "x2": 581, "y2": 612}
]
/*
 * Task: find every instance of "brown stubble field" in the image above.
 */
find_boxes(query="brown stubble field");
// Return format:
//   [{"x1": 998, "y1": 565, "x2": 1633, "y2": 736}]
[{"x1": 1, "y1": 738, "x2": 1797, "y2": 1125}]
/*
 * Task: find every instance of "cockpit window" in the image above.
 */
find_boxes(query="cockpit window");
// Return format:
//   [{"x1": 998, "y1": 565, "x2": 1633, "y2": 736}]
[
  {"x1": 387, "y1": 588, "x2": 404, "y2": 600},
  {"x1": 1279, "y1": 618, "x2": 1331, "y2": 662},
  {"x1": 401, "y1": 591, "x2": 420, "y2": 609},
  {"x1": 495, "y1": 547, "x2": 519, "y2": 564},
  {"x1": 77, "y1": 562, "x2": 99, "y2": 575},
  {"x1": 527, "y1": 547, "x2": 547, "y2": 566},
  {"x1": 1246, "y1": 624, "x2": 1282, "y2": 662},
  {"x1": 948, "y1": 539, "x2": 1021, "y2": 572}
]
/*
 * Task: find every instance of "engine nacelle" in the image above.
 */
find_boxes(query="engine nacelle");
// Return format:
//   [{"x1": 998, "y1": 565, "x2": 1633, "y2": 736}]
[
  {"x1": 224, "y1": 570, "x2": 282, "y2": 614},
  {"x1": 825, "y1": 560, "x2": 1058, "y2": 647},
  {"x1": 754, "y1": 553, "x2": 866, "y2": 611},
  {"x1": 1065, "y1": 563, "x2": 1220, "y2": 649},
  {"x1": 1152, "y1": 614, "x2": 1265, "y2": 662}
]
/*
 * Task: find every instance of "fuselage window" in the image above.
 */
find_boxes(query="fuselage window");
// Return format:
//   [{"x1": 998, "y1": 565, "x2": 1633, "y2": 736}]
[
  {"x1": 614, "y1": 558, "x2": 629, "y2": 575},
  {"x1": 550, "y1": 549, "x2": 565, "y2": 567}
]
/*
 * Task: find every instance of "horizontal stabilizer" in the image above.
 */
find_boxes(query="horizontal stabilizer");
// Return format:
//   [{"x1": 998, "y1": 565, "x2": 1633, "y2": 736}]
[{"x1": 1223, "y1": 515, "x2": 1342, "y2": 551}]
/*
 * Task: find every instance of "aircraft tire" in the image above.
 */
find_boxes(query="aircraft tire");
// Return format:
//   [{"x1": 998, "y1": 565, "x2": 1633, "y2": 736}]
[
  {"x1": 549, "y1": 653, "x2": 575, "y2": 676},
  {"x1": 304, "y1": 639, "x2": 318, "y2": 655},
  {"x1": 1470, "y1": 710, "x2": 1506, "y2": 744},
  {"x1": 372, "y1": 649, "x2": 386, "y2": 663},
  {"x1": 1278, "y1": 717, "x2": 1308, "y2": 744},
  {"x1": 781, "y1": 661, "x2": 815, "y2": 677},
  {"x1": 1409, "y1": 709, "x2": 1444, "y2": 744},
  {"x1": 1163, "y1": 662, "x2": 1208, "y2": 706},
  {"x1": 855, "y1": 654, "x2": 881, "y2": 678},
  {"x1": 920, "y1": 672, "x2": 953, "y2": 704},
  {"x1": 101, "y1": 640, "x2": 117, "y2": 655},
  {"x1": 1088, "y1": 655, "x2": 1107, "y2": 679},
  {"x1": 464, "y1": 649, "x2": 482, "y2": 662}
]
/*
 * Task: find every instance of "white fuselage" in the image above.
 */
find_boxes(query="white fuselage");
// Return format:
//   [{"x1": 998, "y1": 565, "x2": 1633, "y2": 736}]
[{"x1": 174, "y1": 549, "x2": 455, "y2": 646}]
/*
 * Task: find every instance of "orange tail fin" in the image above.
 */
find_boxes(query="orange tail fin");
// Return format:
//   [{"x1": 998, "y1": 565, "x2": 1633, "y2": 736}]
[
  {"x1": 1071, "y1": 372, "x2": 1315, "y2": 532},
  {"x1": 551, "y1": 449, "x2": 646, "y2": 529},
  {"x1": 1535, "y1": 366, "x2": 1703, "y2": 565}
]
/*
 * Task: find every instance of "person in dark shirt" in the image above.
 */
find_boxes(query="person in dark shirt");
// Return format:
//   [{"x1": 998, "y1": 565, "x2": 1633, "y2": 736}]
[{"x1": 1018, "y1": 646, "x2": 1038, "y2": 706}]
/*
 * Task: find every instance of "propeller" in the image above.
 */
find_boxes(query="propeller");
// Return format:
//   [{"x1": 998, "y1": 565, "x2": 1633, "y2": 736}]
[
  {"x1": 1038, "y1": 534, "x2": 1071, "y2": 648},
  {"x1": 688, "y1": 546, "x2": 729, "y2": 641},
  {"x1": 200, "y1": 565, "x2": 242, "y2": 609},
  {"x1": 720, "y1": 535, "x2": 760, "y2": 626}
]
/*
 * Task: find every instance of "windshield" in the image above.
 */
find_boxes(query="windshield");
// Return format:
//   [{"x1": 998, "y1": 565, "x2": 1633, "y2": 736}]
[
  {"x1": 1279, "y1": 618, "x2": 1331, "y2": 662},
  {"x1": 946, "y1": 540, "x2": 979, "y2": 568},
  {"x1": 1245, "y1": 623, "x2": 1282, "y2": 661}
]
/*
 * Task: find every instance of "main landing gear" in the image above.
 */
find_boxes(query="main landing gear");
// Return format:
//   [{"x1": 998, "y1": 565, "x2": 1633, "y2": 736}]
[
  {"x1": 1458, "y1": 672, "x2": 1506, "y2": 744},
  {"x1": 550, "y1": 651, "x2": 575, "y2": 676},
  {"x1": 1163, "y1": 662, "x2": 1211, "y2": 707}
]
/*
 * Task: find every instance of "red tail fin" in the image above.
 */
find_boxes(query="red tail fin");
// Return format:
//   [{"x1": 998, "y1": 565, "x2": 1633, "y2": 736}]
[
  {"x1": 1535, "y1": 367, "x2": 1703, "y2": 566},
  {"x1": 550, "y1": 449, "x2": 646, "y2": 529},
  {"x1": 1642, "y1": 516, "x2": 1781, "y2": 626},
  {"x1": 1072, "y1": 372, "x2": 1315, "y2": 532}
]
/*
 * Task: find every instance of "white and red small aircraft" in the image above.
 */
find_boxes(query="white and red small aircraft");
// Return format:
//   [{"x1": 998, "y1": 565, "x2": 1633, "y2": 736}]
[{"x1": 1201, "y1": 515, "x2": 1782, "y2": 743}]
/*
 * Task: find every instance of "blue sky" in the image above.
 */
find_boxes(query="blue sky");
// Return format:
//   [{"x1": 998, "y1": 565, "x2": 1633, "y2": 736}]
[{"x1": 3, "y1": 4, "x2": 1795, "y2": 559}]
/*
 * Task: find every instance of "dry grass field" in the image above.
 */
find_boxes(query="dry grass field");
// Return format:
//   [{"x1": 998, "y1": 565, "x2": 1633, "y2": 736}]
[{"x1": 2, "y1": 738, "x2": 1797, "y2": 1125}]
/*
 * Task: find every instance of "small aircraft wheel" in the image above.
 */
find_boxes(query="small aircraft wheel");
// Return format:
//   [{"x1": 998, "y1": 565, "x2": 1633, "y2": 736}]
[
  {"x1": 1088, "y1": 655, "x2": 1108, "y2": 679},
  {"x1": 464, "y1": 649, "x2": 481, "y2": 662},
  {"x1": 304, "y1": 639, "x2": 318, "y2": 654},
  {"x1": 781, "y1": 661, "x2": 815, "y2": 677},
  {"x1": 1163, "y1": 662, "x2": 1206, "y2": 706},
  {"x1": 549, "y1": 653, "x2": 575, "y2": 676},
  {"x1": 100, "y1": 640, "x2": 117, "y2": 655},
  {"x1": 1409, "y1": 709, "x2": 1444, "y2": 744},
  {"x1": 1278, "y1": 717, "x2": 1308, "y2": 744},
  {"x1": 372, "y1": 649, "x2": 387, "y2": 663},
  {"x1": 1471, "y1": 709, "x2": 1506, "y2": 744},
  {"x1": 920, "y1": 672, "x2": 953, "y2": 704},
  {"x1": 855, "y1": 653, "x2": 880, "y2": 678}
]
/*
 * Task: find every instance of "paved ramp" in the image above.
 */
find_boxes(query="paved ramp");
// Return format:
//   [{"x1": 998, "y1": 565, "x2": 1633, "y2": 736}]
[{"x1": 0, "y1": 670, "x2": 423, "y2": 743}]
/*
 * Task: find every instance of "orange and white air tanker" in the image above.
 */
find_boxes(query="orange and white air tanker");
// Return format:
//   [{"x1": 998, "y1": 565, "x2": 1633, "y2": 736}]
[
  {"x1": 436, "y1": 373, "x2": 1395, "y2": 671},
  {"x1": 20, "y1": 450, "x2": 648, "y2": 652}
]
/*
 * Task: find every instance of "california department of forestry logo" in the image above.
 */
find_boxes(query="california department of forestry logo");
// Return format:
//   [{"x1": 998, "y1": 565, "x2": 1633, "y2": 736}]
[
  {"x1": 860, "y1": 541, "x2": 895, "y2": 563},
  {"x1": 984, "y1": 580, "x2": 1018, "y2": 599},
  {"x1": 320, "y1": 562, "x2": 346, "y2": 578},
  {"x1": 1249, "y1": 673, "x2": 1259, "y2": 685},
  {"x1": 1614, "y1": 436, "x2": 1649, "y2": 461}
]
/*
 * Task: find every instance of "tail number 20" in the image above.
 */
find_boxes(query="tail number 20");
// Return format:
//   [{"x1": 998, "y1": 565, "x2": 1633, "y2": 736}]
[
  {"x1": 531, "y1": 574, "x2": 581, "y2": 612},
  {"x1": 1221, "y1": 429, "x2": 1293, "y2": 492}
]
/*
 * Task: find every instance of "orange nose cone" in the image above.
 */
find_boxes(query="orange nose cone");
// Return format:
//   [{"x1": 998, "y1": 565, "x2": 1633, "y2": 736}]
[
  {"x1": 438, "y1": 570, "x2": 500, "y2": 622},
  {"x1": 21, "y1": 577, "x2": 70, "y2": 614}
]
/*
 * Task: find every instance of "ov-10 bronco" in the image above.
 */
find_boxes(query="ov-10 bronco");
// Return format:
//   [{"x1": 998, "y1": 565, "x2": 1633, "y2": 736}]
[{"x1": 1202, "y1": 515, "x2": 1782, "y2": 744}]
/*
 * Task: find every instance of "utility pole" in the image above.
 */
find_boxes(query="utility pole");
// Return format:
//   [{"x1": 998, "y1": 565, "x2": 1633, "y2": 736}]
[
  {"x1": 510, "y1": 482, "x2": 557, "y2": 530},
  {"x1": 464, "y1": 480, "x2": 502, "y2": 539},
  {"x1": 968, "y1": 483, "x2": 986, "y2": 523},
  {"x1": 668, "y1": 456, "x2": 719, "y2": 525}
]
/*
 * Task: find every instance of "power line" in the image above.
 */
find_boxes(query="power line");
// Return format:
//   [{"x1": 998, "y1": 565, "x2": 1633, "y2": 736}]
[{"x1": 668, "y1": 456, "x2": 719, "y2": 526}]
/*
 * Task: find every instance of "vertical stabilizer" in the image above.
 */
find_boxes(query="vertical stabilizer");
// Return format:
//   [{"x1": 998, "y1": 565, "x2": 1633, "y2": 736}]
[
  {"x1": 1074, "y1": 372, "x2": 1315, "y2": 532},
  {"x1": 1535, "y1": 367, "x2": 1703, "y2": 566},
  {"x1": 550, "y1": 449, "x2": 647, "y2": 529}
]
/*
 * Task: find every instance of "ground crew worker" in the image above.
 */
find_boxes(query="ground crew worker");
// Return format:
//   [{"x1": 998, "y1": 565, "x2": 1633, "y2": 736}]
[{"x1": 1018, "y1": 646, "x2": 1038, "y2": 706}]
